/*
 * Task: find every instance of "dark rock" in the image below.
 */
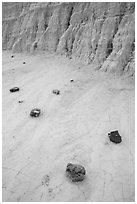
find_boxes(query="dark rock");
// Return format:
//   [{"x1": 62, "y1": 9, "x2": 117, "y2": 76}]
[
  {"x1": 66, "y1": 163, "x2": 86, "y2": 182},
  {"x1": 70, "y1": 79, "x2": 74, "y2": 82},
  {"x1": 52, "y1": 89, "x2": 60, "y2": 95},
  {"x1": 18, "y1": 100, "x2": 23, "y2": 103},
  {"x1": 23, "y1": 62, "x2": 26, "y2": 64},
  {"x1": 108, "y1": 130, "x2": 122, "y2": 144},
  {"x1": 11, "y1": 55, "x2": 14, "y2": 58},
  {"x1": 30, "y1": 108, "x2": 41, "y2": 117},
  {"x1": 10, "y1": 87, "x2": 20, "y2": 92}
]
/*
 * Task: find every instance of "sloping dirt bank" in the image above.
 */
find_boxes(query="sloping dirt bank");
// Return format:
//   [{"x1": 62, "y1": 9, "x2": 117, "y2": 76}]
[{"x1": 2, "y1": 51, "x2": 135, "y2": 201}]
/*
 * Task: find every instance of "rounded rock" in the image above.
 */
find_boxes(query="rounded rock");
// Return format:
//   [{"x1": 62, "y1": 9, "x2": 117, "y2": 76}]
[
  {"x1": 70, "y1": 79, "x2": 74, "y2": 82},
  {"x1": 108, "y1": 130, "x2": 122, "y2": 144},
  {"x1": 66, "y1": 163, "x2": 86, "y2": 182}
]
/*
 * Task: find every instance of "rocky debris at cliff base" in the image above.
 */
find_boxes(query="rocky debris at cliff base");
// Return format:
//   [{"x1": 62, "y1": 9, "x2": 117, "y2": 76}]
[
  {"x1": 108, "y1": 130, "x2": 122, "y2": 144},
  {"x1": 10, "y1": 87, "x2": 20, "y2": 92},
  {"x1": 30, "y1": 108, "x2": 41, "y2": 117},
  {"x1": 66, "y1": 163, "x2": 86, "y2": 182},
  {"x1": 52, "y1": 89, "x2": 60, "y2": 95}
]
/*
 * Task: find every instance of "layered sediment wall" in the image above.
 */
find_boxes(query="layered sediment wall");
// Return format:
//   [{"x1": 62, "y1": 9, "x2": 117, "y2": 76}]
[{"x1": 2, "y1": 2, "x2": 135, "y2": 75}]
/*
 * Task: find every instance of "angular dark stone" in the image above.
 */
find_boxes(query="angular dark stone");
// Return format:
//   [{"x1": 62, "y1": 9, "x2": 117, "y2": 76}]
[
  {"x1": 52, "y1": 89, "x2": 60, "y2": 95},
  {"x1": 10, "y1": 87, "x2": 20, "y2": 92},
  {"x1": 66, "y1": 163, "x2": 86, "y2": 182},
  {"x1": 108, "y1": 130, "x2": 122, "y2": 144},
  {"x1": 30, "y1": 108, "x2": 41, "y2": 117},
  {"x1": 70, "y1": 79, "x2": 74, "y2": 82}
]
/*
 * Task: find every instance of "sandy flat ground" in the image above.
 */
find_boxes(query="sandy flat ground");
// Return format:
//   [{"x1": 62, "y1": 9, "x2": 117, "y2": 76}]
[{"x1": 2, "y1": 51, "x2": 135, "y2": 202}]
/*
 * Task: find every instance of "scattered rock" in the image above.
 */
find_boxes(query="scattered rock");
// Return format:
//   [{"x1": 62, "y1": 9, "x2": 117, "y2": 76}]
[
  {"x1": 11, "y1": 55, "x2": 14, "y2": 58},
  {"x1": 108, "y1": 130, "x2": 122, "y2": 144},
  {"x1": 18, "y1": 100, "x2": 23, "y2": 103},
  {"x1": 66, "y1": 163, "x2": 86, "y2": 182},
  {"x1": 30, "y1": 108, "x2": 41, "y2": 117},
  {"x1": 10, "y1": 87, "x2": 20, "y2": 92},
  {"x1": 23, "y1": 62, "x2": 26, "y2": 64},
  {"x1": 70, "y1": 79, "x2": 74, "y2": 82},
  {"x1": 52, "y1": 89, "x2": 60, "y2": 95}
]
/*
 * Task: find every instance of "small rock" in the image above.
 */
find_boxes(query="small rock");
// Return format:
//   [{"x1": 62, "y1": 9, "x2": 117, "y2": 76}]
[
  {"x1": 30, "y1": 108, "x2": 41, "y2": 117},
  {"x1": 108, "y1": 130, "x2": 122, "y2": 144},
  {"x1": 23, "y1": 62, "x2": 26, "y2": 64},
  {"x1": 66, "y1": 163, "x2": 86, "y2": 182},
  {"x1": 70, "y1": 79, "x2": 74, "y2": 82},
  {"x1": 11, "y1": 55, "x2": 14, "y2": 58},
  {"x1": 10, "y1": 87, "x2": 20, "y2": 92},
  {"x1": 18, "y1": 100, "x2": 23, "y2": 103},
  {"x1": 52, "y1": 89, "x2": 60, "y2": 95}
]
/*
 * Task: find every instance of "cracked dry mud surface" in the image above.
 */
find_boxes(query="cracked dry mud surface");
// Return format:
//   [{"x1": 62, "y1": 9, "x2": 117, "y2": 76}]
[{"x1": 2, "y1": 51, "x2": 135, "y2": 201}]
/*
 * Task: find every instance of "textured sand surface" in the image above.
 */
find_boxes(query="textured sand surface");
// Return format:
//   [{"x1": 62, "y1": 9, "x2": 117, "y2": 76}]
[{"x1": 2, "y1": 51, "x2": 135, "y2": 201}]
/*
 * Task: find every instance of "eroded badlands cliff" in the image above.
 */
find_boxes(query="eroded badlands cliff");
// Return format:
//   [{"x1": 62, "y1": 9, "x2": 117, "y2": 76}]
[
  {"x1": 2, "y1": 2, "x2": 135, "y2": 75},
  {"x1": 2, "y1": 2, "x2": 135, "y2": 202}
]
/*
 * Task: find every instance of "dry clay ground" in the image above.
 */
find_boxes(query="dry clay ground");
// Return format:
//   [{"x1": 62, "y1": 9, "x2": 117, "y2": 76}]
[{"x1": 2, "y1": 51, "x2": 135, "y2": 202}]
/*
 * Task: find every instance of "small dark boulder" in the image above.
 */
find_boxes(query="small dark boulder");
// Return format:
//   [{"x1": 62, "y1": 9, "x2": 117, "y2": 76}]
[
  {"x1": 66, "y1": 163, "x2": 86, "y2": 182},
  {"x1": 108, "y1": 130, "x2": 122, "y2": 144},
  {"x1": 10, "y1": 87, "x2": 20, "y2": 93},
  {"x1": 11, "y1": 55, "x2": 14, "y2": 58},
  {"x1": 52, "y1": 89, "x2": 60, "y2": 95},
  {"x1": 30, "y1": 108, "x2": 41, "y2": 117},
  {"x1": 70, "y1": 79, "x2": 74, "y2": 82},
  {"x1": 18, "y1": 100, "x2": 23, "y2": 103},
  {"x1": 23, "y1": 62, "x2": 26, "y2": 64}
]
